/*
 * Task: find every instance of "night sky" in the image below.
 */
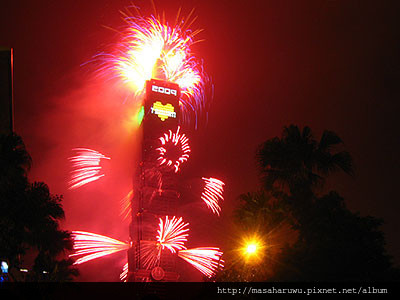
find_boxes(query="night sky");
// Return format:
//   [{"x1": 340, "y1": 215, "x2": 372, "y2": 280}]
[{"x1": 1, "y1": 0, "x2": 399, "y2": 281}]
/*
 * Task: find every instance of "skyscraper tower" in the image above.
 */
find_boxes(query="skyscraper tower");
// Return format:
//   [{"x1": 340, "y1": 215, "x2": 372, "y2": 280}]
[
  {"x1": 128, "y1": 79, "x2": 185, "y2": 282},
  {"x1": 68, "y1": 11, "x2": 224, "y2": 284}
]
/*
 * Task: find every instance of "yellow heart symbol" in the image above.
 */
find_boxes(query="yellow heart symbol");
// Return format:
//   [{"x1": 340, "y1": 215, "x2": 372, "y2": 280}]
[{"x1": 151, "y1": 101, "x2": 176, "y2": 121}]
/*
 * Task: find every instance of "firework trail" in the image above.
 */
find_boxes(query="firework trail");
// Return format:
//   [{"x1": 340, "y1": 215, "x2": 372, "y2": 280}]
[
  {"x1": 140, "y1": 240, "x2": 161, "y2": 270},
  {"x1": 68, "y1": 148, "x2": 110, "y2": 190},
  {"x1": 102, "y1": 9, "x2": 209, "y2": 126},
  {"x1": 156, "y1": 216, "x2": 189, "y2": 253},
  {"x1": 201, "y1": 177, "x2": 225, "y2": 216},
  {"x1": 70, "y1": 231, "x2": 129, "y2": 265},
  {"x1": 143, "y1": 167, "x2": 164, "y2": 204},
  {"x1": 120, "y1": 190, "x2": 133, "y2": 221},
  {"x1": 178, "y1": 247, "x2": 224, "y2": 278},
  {"x1": 144, "y1": 167, "x2": 163, "y2": 190},
  {"x1": 156, "y1": 126, "x2": 190, "y2": 173},
  {"x1": 120, "y1": 262, "x2": 128, "y2": 282}
]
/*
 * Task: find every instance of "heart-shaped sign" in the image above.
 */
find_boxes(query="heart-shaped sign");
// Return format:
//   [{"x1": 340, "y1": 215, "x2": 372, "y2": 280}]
[{"x1": 151, "y1": 101, "x2": 176, "y2": 121}]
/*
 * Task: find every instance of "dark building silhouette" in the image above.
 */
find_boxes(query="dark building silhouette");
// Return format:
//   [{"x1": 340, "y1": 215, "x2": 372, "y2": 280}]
[{"x1": 0, "y1": 48, "x2": 13, "y2": 135}]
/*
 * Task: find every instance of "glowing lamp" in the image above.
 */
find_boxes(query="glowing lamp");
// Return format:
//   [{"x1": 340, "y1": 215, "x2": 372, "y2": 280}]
[
  {"x1": 240, "y1": 236, "x2": 264, "y2": 262},
  {"x1": 246, "y1": 243, "x2": 257, "y2": 254}
]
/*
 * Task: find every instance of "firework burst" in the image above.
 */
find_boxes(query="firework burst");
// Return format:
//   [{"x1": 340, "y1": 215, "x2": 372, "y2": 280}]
[
  {"x1": 140, "y1": 240, "x2": 161, "y2": 269},
  {"x1": 70, "y1": 231, "x2": 129, "y2": 265},
  {"x1": 201, "y1": 177, "x2": 225, "y2": 216},
  {"x1": 104, "y1": 9, "x2": 209, "y2": 126},
  {"x1": 156, "y1": 126, "x2": 190, "y2": 173},
  {"x1": 120, "y1": 262, "x2": 128, "y2": 282},
  {"x1": 178, "y1": 247, "x2": 224, "y2": 278},
  {"x1": 156, "y1": 216, "x2": 189, "y2": 253},
  {"x1": 68, "y1": 148, "x2": 110, "y2": 190}
]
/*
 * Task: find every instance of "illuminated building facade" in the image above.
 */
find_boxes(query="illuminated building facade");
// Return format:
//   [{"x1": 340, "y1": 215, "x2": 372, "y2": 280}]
[{"x1": 128, "y1": 79, "x2": 183, "y2": 282}]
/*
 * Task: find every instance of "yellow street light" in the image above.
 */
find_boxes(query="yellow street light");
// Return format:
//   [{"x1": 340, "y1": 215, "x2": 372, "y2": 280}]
[
  {"x1": 241, "y1": 236, "x2": 264, "y2": 262},
  {"x1": 246, "y1": 243, "x2": 258, "y2": 254}
]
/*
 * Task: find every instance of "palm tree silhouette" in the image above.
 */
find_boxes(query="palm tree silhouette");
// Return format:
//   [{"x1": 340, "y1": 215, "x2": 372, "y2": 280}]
[
  {"x1": 0, "y1": 133, "x2": 77, "y2": 281},
  {"x1": 257, "y1": 125, "x2": 353, "y2": 194},
  {"x1": 0, "y1": 133, "x2": 31, "y2": 183},
  {"x1": 256, "y1": 125, "x2": 354, "y2": 229}
]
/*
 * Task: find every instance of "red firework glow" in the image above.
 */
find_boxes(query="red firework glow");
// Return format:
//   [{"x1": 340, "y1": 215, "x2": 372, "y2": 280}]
[
  {"x1": 68, "y1": 148, "x2": 110, "y2": 190},
  {"x1": 178, "y1": 247, "x2": 224, "y2": 278},
  {"x1": 64, "y1": 8, "x2": 220, "y2": 281},
  {"x1": 105, "y1": 10, "x2": 208, "y2": 126},
  {"x1": 70, "y1": 231, "x2": 129, "y2": 265},
  {"x1": 156, "y1": 216, "x2": 189, "y2": 253},
  {"x1": 156, "y1": 126, "x2": 190, "y2": 173},
  {"x1": 201, "y1": 177, "x2": 225, "y2": 216}
]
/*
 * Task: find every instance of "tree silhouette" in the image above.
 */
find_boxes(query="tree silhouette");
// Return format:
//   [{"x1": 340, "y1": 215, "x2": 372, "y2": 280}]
[
  {"x1": 0, "y1": 133, "x2": 78, "y2": 281},
  {"x1": 256, "y1": 125, "x2": 354, "y2": 232},
  {"x1": 217, "y1": 125, "x2": 399, "y2": 282},
  {"x1": 234, "y1": 190, "x2": 288, "y2": 232},
  {"x1": 272, "y1": 191, "x2": 399, "y2": 281},
  {"x1": 257, "y1": 125, "x2": 353, "y2": 193}
]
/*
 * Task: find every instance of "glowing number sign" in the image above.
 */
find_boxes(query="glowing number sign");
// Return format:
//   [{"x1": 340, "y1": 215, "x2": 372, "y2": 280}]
[
  {"x1": 151, "y1": 101, "x2": 176, "y2": 121},
  {"x1": 151, "y1": 85, "x2": 178, "y2": 96}
]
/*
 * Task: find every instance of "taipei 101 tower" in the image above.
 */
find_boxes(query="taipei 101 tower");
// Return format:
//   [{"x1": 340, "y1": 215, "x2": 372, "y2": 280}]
[
  {"x1": 68, "y1": 11, "x2": 224, "y2": 283},
  {"x1": 128, "y1": 78, "x2": 185, "y2": 282}
]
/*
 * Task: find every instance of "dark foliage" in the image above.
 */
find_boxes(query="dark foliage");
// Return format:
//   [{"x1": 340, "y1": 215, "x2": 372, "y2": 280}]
[
  {"x1": 0, "y1": 133, "x2": 78, "y2": 281},
  {"x1": 257, "y1": 125, "x2": 353, "y2": 193},
  {"x1": 218, "y1": 125, "x2": 399, "y2": 282},
  {"x1": 272, "y1": 191, "x2": 399, "y2": 281}
]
